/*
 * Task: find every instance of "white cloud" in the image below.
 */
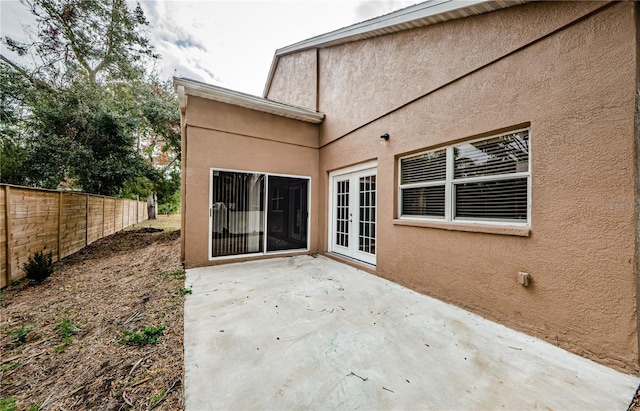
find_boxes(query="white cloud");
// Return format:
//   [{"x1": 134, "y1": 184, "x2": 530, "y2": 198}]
[
  {"x1": 141, "y1": 0, "x2": 413, "y2": 95},
  {"x1": 2, "y1": 0, "x2": 421, "y2": 96}
]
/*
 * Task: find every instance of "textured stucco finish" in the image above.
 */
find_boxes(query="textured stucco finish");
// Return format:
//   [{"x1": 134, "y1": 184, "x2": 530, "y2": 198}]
[
  {"x1": 182, "y1": 96, "x2": 320, "y2": 269},
  {"x1": 183, "y1": 1, "x2": 640, "y2": 372},
  {"x1": 267, "y1": 50, "x2": 317, "y2": 111},
  {"x1": 317, "y1": 1, "x2": 638, "y2": 371},
  {"x1": 319, "y1": 2, "x2": 637, "y2": 371},
  {"x1": 313, "y1": 1, "x2": 608, "y2": 146}
]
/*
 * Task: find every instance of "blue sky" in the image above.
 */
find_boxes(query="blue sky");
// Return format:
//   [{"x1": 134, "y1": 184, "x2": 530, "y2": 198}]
[{"x1": 1, "y1": 1, "x2": 418, "y2": 96}]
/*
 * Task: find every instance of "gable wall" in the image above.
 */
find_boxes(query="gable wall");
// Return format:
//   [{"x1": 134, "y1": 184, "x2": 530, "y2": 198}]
[
  {"x1": 311, "y1": 1, "x2": 638, "y2": 371},
  {"x1": 267, "y1": 49, "x2": 317, "y2": 111}
]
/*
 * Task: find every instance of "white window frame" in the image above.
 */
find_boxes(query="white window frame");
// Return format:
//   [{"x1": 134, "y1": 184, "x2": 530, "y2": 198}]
[
  {"x1": 398, "y1": 129, "x2": 531, "y2": 227},
  {"x1": 209, "y1": 167, "x2": 311, "y2": 261}
]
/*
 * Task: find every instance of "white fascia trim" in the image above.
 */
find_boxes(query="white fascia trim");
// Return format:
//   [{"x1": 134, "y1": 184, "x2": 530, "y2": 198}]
[
  {"x1": 263, "y1": 0, "x2": 528, "y2": 97},
  {"x1": 174, "y1": 77, "x2": 325, "y2": 124}
]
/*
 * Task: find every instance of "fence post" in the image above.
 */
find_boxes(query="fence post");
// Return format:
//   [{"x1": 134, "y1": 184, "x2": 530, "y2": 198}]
[
  {"x1": 4, "y1": 185, "x2": 12, "y2": 286},
  {"x1": 102, "y1": 196, "x2": 105, "y2": 238},
  {"x1": 58, "y1": 191, "x2": 63, "y2": 261},
  {"x1": 85, "y1": 194, "x2": 89, "y2": 247}
]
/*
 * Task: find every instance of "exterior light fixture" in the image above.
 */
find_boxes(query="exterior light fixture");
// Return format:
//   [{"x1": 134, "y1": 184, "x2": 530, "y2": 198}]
[{"x1": 380, "y1": 133, "x2": 390, "y2": 141}]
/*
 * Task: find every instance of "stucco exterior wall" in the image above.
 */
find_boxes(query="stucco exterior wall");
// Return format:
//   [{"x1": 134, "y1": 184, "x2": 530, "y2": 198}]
[
  {"x1": 182, "y1": 97, "x2": 320, "y2": 268},
  {"x1": 313, "y1": 1, "x2": 638, "y2": 371},
  {"x1": 267, "y1": 49, "x2": 317, "y2": 111},
  {"x1": 314, "y1": 1, "x2": 608, "y2": 146}
]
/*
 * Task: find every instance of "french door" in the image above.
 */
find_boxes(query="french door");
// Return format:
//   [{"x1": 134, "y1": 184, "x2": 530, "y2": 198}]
[{"x1": 330, "y1": 164, "x2": 377, "y2": 265}]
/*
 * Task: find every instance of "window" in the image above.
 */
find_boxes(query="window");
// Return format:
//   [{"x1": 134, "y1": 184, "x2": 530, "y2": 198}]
[
  {"x1": 399, "y1": 129, "x2": 530, "y2": 225},
  {"x1": 211, "y1": 170, "x2": 309, "y2": 258}
]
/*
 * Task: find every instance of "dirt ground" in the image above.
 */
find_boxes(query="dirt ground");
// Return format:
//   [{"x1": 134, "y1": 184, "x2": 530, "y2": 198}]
[{"x1": 1, "y1": 215, "x2": 184, "y2": 410}]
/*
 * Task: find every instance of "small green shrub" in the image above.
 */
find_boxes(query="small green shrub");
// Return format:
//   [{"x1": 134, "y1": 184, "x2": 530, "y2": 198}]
[
  {"x1": 1, "y1": 362, "x2": 19, "y2": 372},
  {"x1": 6, "y1": 325, "x2": 33, "y2": 344},
  {"x1": 120, "y1": 325, "x2": 164, "y2": 347},
  {"x1": 23, "y1": 251, "x2": 54, "y2": 283},
  {"x1": 0, "y1": 396, "x2": 17, "y2": 411},
  {"x1": 148, "y1": 388, "x2": 167, "y2": 409},
  {"x1": 54, "y1": 320, "x2": 81, "y2": 353},
  {"x1": 178, "y1": 288, "x2": 192, "y2": 296}
]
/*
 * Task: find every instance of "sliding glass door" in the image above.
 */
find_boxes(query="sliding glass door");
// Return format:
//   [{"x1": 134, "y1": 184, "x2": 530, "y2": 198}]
[
  {"x1": 210, "y1": 169, "x2": 309, "y2": 259},
  {"x1": 267, "y1": 176, "x2": 308, "y2": 252}
]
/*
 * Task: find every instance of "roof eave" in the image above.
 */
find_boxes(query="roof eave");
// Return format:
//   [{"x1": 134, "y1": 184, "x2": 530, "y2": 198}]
[{"x1": 175, "y1": 77, "x2": 325, "y2": 124}]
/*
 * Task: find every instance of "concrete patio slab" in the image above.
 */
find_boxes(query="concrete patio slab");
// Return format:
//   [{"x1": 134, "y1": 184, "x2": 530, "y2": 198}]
[{"x1": 184, "y1": 255, "x2": 639, "y2": 410}]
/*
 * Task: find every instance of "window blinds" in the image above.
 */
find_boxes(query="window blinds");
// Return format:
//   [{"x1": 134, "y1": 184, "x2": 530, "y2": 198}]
[{"x1": 399, "y1": 130, "x2": 530, "y2": 223}]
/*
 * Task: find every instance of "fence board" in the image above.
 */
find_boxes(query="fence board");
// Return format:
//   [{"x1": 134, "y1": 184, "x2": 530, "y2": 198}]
[
  {"x1": 104, "y1": 198, "x2": 116, "y2": 237},
  {"x1": 9, "y1": 188, "x2": 59, "y2": 280},
  {"x1": 60, "y1": 193, "x2": 87, "y2": 259},
  {"x1": 114, "y1": 199, "x2": 124, "y2": 232},
  {"x1": 128, "y1": 200, "x2": 135, "y2": 225},
  {"x1": 87, "y1": 196, "x2": 104, "y2": 245},
  {"x1": 0, "y1": 187, "x2": 6, "y2": 288},
  {"x1": 0, "y1": 184, "x2": 147, "y2": 286}
]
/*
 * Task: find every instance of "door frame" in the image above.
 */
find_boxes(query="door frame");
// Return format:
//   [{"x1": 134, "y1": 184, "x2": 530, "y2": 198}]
[
  {"x1": 209, "y1": 167, "x2": 311, "y2": 260},
  {"x1": 327, "y1": 160, "x2": 377, "y2": 265}
]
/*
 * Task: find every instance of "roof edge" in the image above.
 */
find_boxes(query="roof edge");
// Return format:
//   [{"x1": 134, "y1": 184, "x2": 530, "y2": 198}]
[
  {"x1": 263, "y1": 0, "x2": 529, "y2": 97},
  {"x1": 174, "y1": 77, "x2": 325, "y2": 124}
]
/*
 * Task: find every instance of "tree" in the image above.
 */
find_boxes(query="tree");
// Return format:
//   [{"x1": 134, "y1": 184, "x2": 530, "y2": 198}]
[
  {"x1": 5, "y1": 0, "x2": 156, "y2": 86},
  {"x1": 1, "y1": 0, "x2": 180, "y2": 208}
]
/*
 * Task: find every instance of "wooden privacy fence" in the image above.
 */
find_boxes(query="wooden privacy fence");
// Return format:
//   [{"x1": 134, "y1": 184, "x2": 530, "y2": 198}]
[{"x1": 1, "y1": 184, "x2": 148, "y2": 288}]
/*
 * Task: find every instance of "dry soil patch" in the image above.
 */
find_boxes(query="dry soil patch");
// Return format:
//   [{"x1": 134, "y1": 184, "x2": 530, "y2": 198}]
[{"x1": 1, "y1": 225, "x2": 183, "y2": 410}]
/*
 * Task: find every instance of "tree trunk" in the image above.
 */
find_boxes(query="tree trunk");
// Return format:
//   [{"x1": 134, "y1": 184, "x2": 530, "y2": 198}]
[{"x1": 147, "y1": 193, "x2": 157, "y2": 220}]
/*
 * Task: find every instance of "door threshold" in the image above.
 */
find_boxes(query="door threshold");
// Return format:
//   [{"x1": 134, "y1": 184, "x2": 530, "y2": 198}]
[{"x1": 324, "y1": 252, "x2": 376, "y2": 275}]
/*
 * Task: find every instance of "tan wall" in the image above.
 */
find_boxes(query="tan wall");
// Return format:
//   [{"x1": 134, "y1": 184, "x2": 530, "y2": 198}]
[
  {"x1": 182, "y1": 97, "x2": 320, "y2": 268},
  {"x1": 311, "y1": 1, "x2": 639, "y2": 371},
  {"x1": 0, "y1": 185, "x2": 148, "y2": 287},
  {"x1": 310, "y1": 1, "x2": 608, "y2": 146},
  {"x1": 267, "y1": 49, "x2": 317, "y2": 111}
]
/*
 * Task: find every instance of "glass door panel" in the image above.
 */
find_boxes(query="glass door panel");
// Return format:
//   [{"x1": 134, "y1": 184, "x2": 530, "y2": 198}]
[
  {"x1": 267, "y1": 176, "x2": 308, "y2": 252},
  {"x1": 211, "y1": 171, "x2": 264, "y2": 257},
  {"x1": 331, "y1": 167, "x2": 376, "y2": 265}
]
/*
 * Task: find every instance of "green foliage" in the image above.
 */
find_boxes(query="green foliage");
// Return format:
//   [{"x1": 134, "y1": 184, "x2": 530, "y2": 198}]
[
  {"x1": 5, "y1": 324, "x2": 33, "y2": 344},
  {"x1": 148, "y1": 388, "x2": 167, "y2": 410},
  {"x1": 160, "y1": 269, "x2": 186, "y2": 280},
  {"x1": 54, "y1": 319, "x2": 81, "y2": 352},
  {"x1": 178, "y1": 288, "x2": 192, "y2": 296},
  {"x1": 1, "y1": 362, "x2": 20, "y2": 372},
  {"x1": 120, "y1": 325, "x2": 164, "y2": 347},
  {"x1": 5, "y1": 0, "x2": 156, "y2": 86},
  {"x1": 0, "y1": 397, "x2": 17, "y2": 411},
  {"x1": 1, "y1": 0, "x2": 181, "y2": 202},
  {"x1": 23, "y1": 251, "x2": 54, "y2": 283},
  {"x1": 156, "y1": 170, "x2": 181, "y2": 214}
]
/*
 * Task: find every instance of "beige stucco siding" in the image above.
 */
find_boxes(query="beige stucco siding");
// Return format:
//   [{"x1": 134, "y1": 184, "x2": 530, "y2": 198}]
[
  {"x1": 316, "y1": 1, "x2": 638, "y2": 371},
  {"x1": 183, "y1": 97, "x2": 320, "y2": 268},
  {"x1": 314, "y1": 1, "x2": 609, "y2": 147},
  {"x1": 267, "y1": 50, "x2": 317, "y2": 111}
]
